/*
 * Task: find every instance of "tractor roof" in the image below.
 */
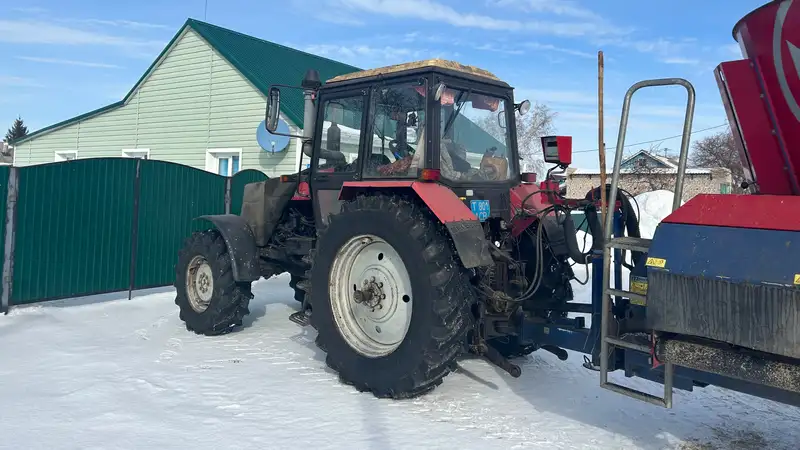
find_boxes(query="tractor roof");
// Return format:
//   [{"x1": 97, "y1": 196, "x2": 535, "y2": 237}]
[{"x1": 326, "y1": 58, "x2": 503, "y2": 85}]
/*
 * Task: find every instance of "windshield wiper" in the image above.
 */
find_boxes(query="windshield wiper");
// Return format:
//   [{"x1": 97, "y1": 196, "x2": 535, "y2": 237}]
[{"x1": 441, "y1": 89, "x2": 471, "y2": 139}]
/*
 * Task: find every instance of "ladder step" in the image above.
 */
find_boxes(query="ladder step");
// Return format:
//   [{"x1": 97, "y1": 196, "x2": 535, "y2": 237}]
[
  {"x1": 604, "y1": 336, "x2": 651, "y2": 353},
  {"x1": 601, "y1": 381, "x2": 671, "y2": 408},
  {"x1": 605, "y1": 288, "x2": 647, "y2": 305},
  {"x1": 606, "y1": 237, "x2": 652, "y2": 252}
]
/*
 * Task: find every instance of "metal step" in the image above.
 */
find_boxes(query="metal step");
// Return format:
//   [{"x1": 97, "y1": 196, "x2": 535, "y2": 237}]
[
  {"x1": 606, "y1": 237, "x2": 652, "y2": 252},
  {"x1": 604, "y1": 336, "x2": 650, "y2": 353},
  {"x1": 605, "y1": 288, "x2": 647, "y2": 305}
]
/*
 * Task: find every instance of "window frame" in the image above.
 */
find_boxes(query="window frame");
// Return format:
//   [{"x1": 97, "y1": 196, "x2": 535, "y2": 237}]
[
  {"x1": 362, "y1": 75, "x2": 430, "y2": 179},
  {"x1": 205, "y1": 148, "x2": 243, "y2": 177},
  {"x1": 121, "y1": 148, "x2": 150, "y2": 159},
  {"x1": 311, "y1": 87, "x2": 369, "y2": 177},
  {"x1": 430, "y1": 74, "x2": 520, "y2": 188},
  {"x1": 54, "y1": 150, "x2": 78, "y2": 162}
]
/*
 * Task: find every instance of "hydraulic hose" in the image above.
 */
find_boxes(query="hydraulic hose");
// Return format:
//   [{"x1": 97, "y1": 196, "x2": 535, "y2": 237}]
[{"x1": 585, "y1": 185, "x2": 644, "y2": 269}]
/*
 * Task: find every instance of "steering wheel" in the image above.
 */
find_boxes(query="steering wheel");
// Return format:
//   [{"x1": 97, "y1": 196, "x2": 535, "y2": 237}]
[{"x1": 389, "y1": 139, "x2": 414, "y2": 160}]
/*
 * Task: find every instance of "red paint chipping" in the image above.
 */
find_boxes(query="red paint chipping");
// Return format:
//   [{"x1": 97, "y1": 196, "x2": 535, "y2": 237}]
[{"x1": 663, "y1": 194, "x2": 800, "y2": 231}]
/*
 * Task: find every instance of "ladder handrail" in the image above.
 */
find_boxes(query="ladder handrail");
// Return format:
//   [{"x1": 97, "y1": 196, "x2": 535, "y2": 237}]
[
  {"x1": 603, "y1": 78, "x2": 696, "y2": 242},
  {"x1": 598, "y1": 78, "x2": 695, "y2": 408}
]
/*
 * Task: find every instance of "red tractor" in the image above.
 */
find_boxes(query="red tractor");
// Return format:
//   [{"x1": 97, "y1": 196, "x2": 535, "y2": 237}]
[{"x1": 174, "y1": 0, "x2": 800, "y2": 408}]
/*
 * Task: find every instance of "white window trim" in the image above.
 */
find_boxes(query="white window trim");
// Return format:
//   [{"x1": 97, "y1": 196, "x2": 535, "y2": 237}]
[
  {"x1": 206, "y1": 148, "x2": 243, "y2": 176},
  {"x1": 122, "y1": 148, "x2": 151, "y2": 159},
  {"x1": 55, "y1": 150, "x2": 78, "y2": 162}
]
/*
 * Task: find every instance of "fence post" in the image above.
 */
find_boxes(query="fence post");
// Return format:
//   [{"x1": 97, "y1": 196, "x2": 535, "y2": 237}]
[
  {"x1": 225, "y1": 176, "x2": 232, "y2": 214},
  {"x1": 1, "y1": 167, "x2": 18, "y2": 315},
  {"x1": 128, "y1": 159, "x2": 142, "y2": 301}
]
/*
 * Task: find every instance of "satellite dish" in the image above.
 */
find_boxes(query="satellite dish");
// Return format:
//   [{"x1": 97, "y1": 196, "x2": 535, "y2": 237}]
[{"x1": 257, "y1": 119, "x2": 290, "y2": 152}]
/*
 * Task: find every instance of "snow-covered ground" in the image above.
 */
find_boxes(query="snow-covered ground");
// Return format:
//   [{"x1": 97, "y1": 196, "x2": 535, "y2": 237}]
[{"x1": 2, "y1": 191, "x2": 799, "y2": 450}]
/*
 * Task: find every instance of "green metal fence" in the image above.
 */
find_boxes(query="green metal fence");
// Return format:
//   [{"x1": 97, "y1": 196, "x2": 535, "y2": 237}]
[{"x1": 1, "y1": 158, "x2": 270, "y2": 308}]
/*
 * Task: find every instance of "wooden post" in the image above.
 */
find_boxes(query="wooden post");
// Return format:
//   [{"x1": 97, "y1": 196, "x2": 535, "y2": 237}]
[
  {"x1": 598, "y1": 51, "x2": 607, "y2": 223},
  {"x1": 1, "y1": 166, "x2": 18, "y2": 314}
]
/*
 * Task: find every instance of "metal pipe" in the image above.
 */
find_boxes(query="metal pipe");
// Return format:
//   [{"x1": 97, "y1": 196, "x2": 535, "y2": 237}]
[
  {"x1": 301, "y1": 90, "x2": 316, "y2": 158},
  {"x1": 672, "y1": 83, "x2": 696, "y2": 211},
  {"x1": 603, "y1": 78, "x2": 696, "y2": 237}
]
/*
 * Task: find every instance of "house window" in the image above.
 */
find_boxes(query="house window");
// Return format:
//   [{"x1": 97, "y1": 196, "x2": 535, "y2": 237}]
[
  {"x1": 122, "y1": 149, "x2": 150, "y2": 159},
  {"x1": 55, "y1": 150, "x2": 78, "y2": 162},
  {"x1": 720, "y1": 183, "x2": 732, "y2": 194},
  {"x1": 206, "y1": 149, "x2": 242, "y2": 176}
]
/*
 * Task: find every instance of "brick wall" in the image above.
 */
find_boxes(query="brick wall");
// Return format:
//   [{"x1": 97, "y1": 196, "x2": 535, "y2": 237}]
[{"x1": 565, "y1": 168, "x2": 733, "y2": 201}]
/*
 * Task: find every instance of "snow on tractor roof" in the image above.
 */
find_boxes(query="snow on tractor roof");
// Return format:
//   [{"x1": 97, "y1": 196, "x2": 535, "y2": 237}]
[{"x1": 326, "y1": 58, "x2": 501, "y2": 83}]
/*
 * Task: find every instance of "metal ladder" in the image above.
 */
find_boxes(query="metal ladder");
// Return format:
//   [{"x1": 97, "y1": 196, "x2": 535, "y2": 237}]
[{"x1": 599, "y1": 78, "x2": 696, "y2": 408}]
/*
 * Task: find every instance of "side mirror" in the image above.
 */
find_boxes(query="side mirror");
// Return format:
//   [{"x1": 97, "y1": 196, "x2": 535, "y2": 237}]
[
  {"x1": 516, "y1": 99, "x2": 531, "y2": 116},
  {"x1": 265, "y1": 87, "x2": 281, "y2": 133},
  {"x1": 497, "y1": 110, "x2": 507, "y2": 129}
]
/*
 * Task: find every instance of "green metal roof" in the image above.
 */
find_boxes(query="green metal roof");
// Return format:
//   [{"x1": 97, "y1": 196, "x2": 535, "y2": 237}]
[{"x1": 15, "y1": 18, "x2": 361, "y2": 144}]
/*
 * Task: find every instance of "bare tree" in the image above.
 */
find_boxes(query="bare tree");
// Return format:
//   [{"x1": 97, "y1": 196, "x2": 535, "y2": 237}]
[
  {"x1": 689, "y1": 129, "x2": 745, "y2": 192},
  {"x1": 477, "y1": 102, "x2": 556, "y2": 177}
]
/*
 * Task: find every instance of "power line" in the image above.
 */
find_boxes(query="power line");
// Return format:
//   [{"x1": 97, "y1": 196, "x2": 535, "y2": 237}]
[{"x1": 573, "y1": 123, "x2": 729, "y2": 154}]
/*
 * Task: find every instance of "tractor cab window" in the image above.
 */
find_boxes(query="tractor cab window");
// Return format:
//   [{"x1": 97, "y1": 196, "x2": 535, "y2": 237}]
[
  {"x1": 364, "y1": 81, "x2": 427, "y2": 178},
  {"x1": 318, "y1": 95, "x2": 365, "y2": 173},
  {"x1": 439, "y1": 88, "x2": 513, "y2": 182}
]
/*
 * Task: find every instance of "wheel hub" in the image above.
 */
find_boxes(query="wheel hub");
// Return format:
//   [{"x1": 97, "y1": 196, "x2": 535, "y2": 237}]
[
  {"x1": 329, "y1": 234, "x2": 413, "y2": 358},
  {"x1": 186, "y1": 255, "x2": 214, "y2": 313}
]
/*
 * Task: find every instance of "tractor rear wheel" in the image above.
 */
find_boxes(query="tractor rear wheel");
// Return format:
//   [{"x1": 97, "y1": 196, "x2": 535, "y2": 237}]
[
  {"x1": 309, "y1": 194, "x2": 475, "y2": 399},
  {"x1": 174, "y1": 229, "x2": 253, "y2": 336}
]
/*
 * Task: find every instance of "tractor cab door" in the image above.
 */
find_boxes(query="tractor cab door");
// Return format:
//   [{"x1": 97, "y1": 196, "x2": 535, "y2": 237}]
[{"x1": 310, "y1": 89, "x2": 368, "y2": 226}]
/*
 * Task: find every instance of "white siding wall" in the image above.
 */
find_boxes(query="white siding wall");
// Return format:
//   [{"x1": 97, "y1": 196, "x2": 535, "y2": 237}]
[{"x1": 15, "y1": 29, "x2": 299, "y2": 177}]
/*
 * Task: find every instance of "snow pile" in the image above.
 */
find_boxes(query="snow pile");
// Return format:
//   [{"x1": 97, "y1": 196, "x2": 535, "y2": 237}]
[{"x1": 632, "y1": 190, "x2": 682, "y2": 238}]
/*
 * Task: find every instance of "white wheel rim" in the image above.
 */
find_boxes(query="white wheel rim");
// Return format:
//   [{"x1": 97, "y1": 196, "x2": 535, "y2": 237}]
[
  {"x1": 186, "y1": 255, "x2": 214, "y2": 313},
  {"x1": 329, "y1": 234, "x2": 413, "y2": 358}
]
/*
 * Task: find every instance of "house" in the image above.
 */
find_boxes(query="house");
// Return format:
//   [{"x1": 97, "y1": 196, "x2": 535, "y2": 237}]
[
  {"x1": 565, "y1": 149, "x2": 734, "y2": 201},
  {"x1": 11, "y1": 19, "x2": 360, "y2": 177}
]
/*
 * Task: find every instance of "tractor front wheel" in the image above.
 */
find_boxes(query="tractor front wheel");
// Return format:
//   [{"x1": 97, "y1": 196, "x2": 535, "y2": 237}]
[
  {"x1": 310, "y1": 194, "x2": 475, "y2": 399},
  {"x1": 174, "y1": 229, "x2": 253, "y2": 336}
]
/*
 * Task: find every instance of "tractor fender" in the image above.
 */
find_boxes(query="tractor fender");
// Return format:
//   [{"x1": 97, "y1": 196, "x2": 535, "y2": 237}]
[
  {"x1": 340, "y1": 181, "x2": 493, "y2": 269},
  {"x1": 195, "y1": 214, "x2": 261, "y2": 282}
]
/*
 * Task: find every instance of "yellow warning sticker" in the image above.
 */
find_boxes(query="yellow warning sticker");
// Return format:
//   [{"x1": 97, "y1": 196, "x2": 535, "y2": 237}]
[
  {"x1": 630, "y1": 280, "x2": 649, "y2": 297},
  {"x1": 794, "y1": 274, "x2": 800, "y2": 285},
  {"x1": 646, "y1": 257, "x2": 666, "y2": 268}
]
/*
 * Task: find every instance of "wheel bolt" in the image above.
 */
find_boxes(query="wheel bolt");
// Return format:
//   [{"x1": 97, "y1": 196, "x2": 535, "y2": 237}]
[
  {"x1": 380, "y1": 294, "x2": 386, "y2": 300},
  {"x1": 378, "y1": 282, "x2": 383, "y2": 288},
  {"x1": 371, "y1": 276, "x2": 376, "y2": 283}
]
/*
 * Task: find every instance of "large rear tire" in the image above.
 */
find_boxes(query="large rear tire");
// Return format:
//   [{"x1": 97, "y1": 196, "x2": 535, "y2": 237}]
[
  {"x1": 310, "y1": 194, "x2": 475, "y2": 399},
  {"x1": 174, "y1": 229, "x2": 253, "y2": 336}
]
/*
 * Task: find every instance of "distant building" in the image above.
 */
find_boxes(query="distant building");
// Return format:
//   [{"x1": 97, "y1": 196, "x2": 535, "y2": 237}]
[
  {"x1": 11, "y1": 19, "x2": 359, "y2": 177},
  {"x1": 565, "y1": 150, "x2": 733, "y2": 201}
]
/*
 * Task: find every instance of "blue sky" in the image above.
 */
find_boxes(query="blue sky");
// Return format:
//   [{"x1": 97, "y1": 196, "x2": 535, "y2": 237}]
[{"x1": 1, "y1": 0, "x2": 763, "y2": 169}]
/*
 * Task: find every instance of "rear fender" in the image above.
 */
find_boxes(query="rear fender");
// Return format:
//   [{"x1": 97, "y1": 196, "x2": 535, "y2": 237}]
[
  {"x1": 196, "y1": 214, "x2": 260, "y2": 282},
  {"x1": 340, "y1": 181, "x2": 493, "y2": 268}
]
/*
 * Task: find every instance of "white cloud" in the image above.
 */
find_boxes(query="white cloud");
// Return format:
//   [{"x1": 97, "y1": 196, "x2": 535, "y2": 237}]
[
  {"x1": 0, "y1": 20, "x2": 164, "y2": 53},
  {"x1": 330, "y1": 0, "x2": 627, "y2": 37},
  {"x1": 0, "y1": 76, "x2": 46, "y2": 88},
  {"x1": 525, "y1": 42, "x2": 595, "y2": 59},
  {"x1": 16, "y1": 56, "x2": 123, "y2": 69},
  {"x1": 661, "y1": 57, "x2": 700, "y2": 65},
  {"x1": 74, "y1": 19, "x2": 172, "y2": 30},
  {"x1": 488, "y1": 0, "x2": 602, "y2": 20},
  {"x1": 12, "y1": 7, "x2": 48, "y2": 14}
]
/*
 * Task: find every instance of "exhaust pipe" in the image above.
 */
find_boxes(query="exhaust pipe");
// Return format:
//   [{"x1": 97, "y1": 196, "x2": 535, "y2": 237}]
[{"x1": 300, "y1": 70, "x2": 321, "y2": 158}]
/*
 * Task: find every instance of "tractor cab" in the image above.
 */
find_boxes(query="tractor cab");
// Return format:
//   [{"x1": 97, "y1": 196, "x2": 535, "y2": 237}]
[{"x1": 266, "y1": 59, "x2": 532, "y2": 222}]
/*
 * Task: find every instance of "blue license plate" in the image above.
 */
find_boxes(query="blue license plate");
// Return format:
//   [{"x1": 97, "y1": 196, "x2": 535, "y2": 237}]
[{"x1": 470, "y1": 199, "x2": 490, "y2": 221}]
